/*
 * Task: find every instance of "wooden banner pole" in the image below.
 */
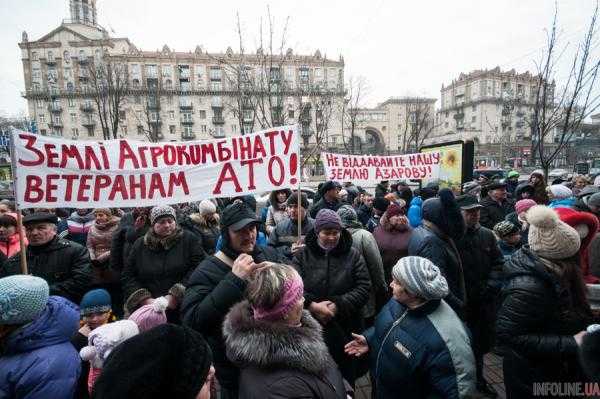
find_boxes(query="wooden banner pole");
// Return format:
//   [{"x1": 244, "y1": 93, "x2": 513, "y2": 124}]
[{"x1": 9, "y1": 129, "x2": 28, "y2": 274}]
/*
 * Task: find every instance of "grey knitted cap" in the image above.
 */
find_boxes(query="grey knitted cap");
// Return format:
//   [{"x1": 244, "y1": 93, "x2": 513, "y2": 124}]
[{"x1": 392, "y1": 256, "x2": 449, "y2": 300}]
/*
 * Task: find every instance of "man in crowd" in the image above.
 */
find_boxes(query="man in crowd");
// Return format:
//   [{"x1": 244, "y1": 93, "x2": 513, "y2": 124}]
[
  {"x1": 182, "y1": 202, "x2": 285, "y2": 398},
  {"x1": 310, "y1": 180, "x2": 342, "y2": 218},
  {"x1": 356, "y1": 193, "x2": 374, "y2": 226},
  {"x1": 0, "y1": 212, "x2": 92, "y2": 303},
  {"x1": 367, "y1": 197, "x2": 389, "y2": 233},
  {"x1": 268, "y1": 192, "x2": 314, "y2": 260},
  {"x1": 455, "y1": 195, "x2": 504, "y2": 398},
  {"x1": 375, "y1": 180, "x2": 390, "y2": 198},
  {"x1": 479, "y1": 181, "x2": 515, "y2": 230}
]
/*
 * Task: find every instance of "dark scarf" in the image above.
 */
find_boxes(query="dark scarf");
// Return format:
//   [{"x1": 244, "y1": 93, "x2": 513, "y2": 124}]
[{"x1": 144, "y1": 227, "x2": 183, "y2": 251}]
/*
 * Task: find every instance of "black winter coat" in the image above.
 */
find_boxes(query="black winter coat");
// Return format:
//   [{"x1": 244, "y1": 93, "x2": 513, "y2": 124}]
[
  {"x1": 356, "y1": 204, "x2": 372, "y2": 227},
  {"x1": 1, "y1": 236, "x2": 92, "y2": 304},
  {"x1": 223, "y1": 302, "x2": 347, "y2": 399},
  {"x1": 496, "y1": 248, "x2": 594, "y2": 397},
  {"x1": 181, "y1": 245, "x2": 284, "y2": 390},
  {"x1": 121, "y1": 229, "x2": 204, "y2": 299},
  {"x1": 179, "y1": 213, "x2": 220, "y2": 255},
  {"x1": 109, "y1": 212, "x2": 149, "y2": 272},
  {"x1": 407, "y1": 223, "x2": 466, "y2": 316},
  {"x1": 309, "y1": 198, "x2": 341, "y2": 219},
  {"x1": 479, "y1": 196, "x2": 515, "y2": 230},
  {"x1": 292, "y1": 229, "x2": 371, "y2": 384}
]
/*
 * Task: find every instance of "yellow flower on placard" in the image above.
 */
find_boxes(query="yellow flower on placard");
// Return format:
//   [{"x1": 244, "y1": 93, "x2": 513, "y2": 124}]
[{"x1": 442, "y1": 150, "x2": 458, "y2": 168}]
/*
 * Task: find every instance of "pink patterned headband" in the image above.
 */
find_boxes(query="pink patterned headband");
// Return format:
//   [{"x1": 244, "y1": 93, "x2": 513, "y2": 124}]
[{"x1": 252, "y1": 276, "x2": 304, "y2": 321}]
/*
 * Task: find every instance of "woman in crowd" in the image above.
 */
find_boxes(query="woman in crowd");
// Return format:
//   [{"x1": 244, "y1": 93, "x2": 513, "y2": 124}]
[
  {"x1": 548, "y1": 184, "x2": 576, "y2": 209},
  {"x1": 496, "y1": 205, "x2": 595, "y2": 398},
  {"x1": 345, "y1": 256, "x2": 476, "y2": 399},
  {"x1": 528, "y1": 172, "x2": 549, "y2": 205},
  {"x1": 110, "y1": 207, "x2": 151, "y2": 273},
  {"x1": 87, "y1": 209, "x2": 121, "y2": 311},
  {"x1": 0, "y1": 212, "x2": 27, "y2": 266},
  {"x1": 0, "y1": 199, "x2": 15, "y2": 215},
  {"x1": 337, "y1": 205, "x2": 387, "y2": 324},
  {"x1": 493, "y1": 221, "x2": 522, "y2": 259},
  {"x1": 223, "y1": 264, "x2": 348, "y2": 398},
  {"x1": 91, "y1": 324, "x2": 214, "y2": 399},
  {"x1": 572, "y1": 175, "x2": 590, "y2": 196},
  {"x1": 505, "y1": 198, "x2": 537, "y2": 244},
  {"x1": 72, "y1": 289, "x2": 116, "y2": 399},
  {"x1": 265, "y1": 189, "x2": 292, "y2": 235},
  {"x1": 293, "y1": 209, "x2": 371, "y2": 385},
  {"x1": 373, "y1": 202, "x2": 413, "y2": 285},
  {"x1": 180, "y1": 200, "x2": 221, "y2": 255},
  {"x1": 121, "y1": 205, "x2": 204, "y2": 320}
]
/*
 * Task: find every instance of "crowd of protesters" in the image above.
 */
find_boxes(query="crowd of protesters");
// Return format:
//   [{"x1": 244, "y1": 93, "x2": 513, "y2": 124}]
[{"x1": 1, "y1": 171, "x2": 600, "y2": 399}]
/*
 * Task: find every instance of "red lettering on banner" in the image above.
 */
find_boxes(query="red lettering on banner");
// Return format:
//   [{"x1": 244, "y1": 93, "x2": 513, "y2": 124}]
[
  {"x1": 99, "y1": 144, "x2": 110, "y2": 169},
  {"x1": 150, "y1": 147, "x2": 163, "y2": 167},
  {"x1": 138, "y1": 147, "x2": 149, "y2": 168},
  {"x1": 44, "y1": 144, "x2": 59, "y2": 167},
  {"x1": 280, "y1": 130, "x2": 293, "y2": 154},
  {"x1": 147, "y1": 173, "x2": 166, "y2": 199},
  {"x1": 213, "y1": 163, "x2": 242, "y2": 194},
  {"x1": 217, "y1": 141, "x2": 232, "y2": 162},
  {"x1": 167, "y1": 172, "x2": 190, "y2": 196},
  {"x1": 265, "y1": 130, "x2": 278, "y2": 155},
  {"x1": 45, "y1": 174, "x2": 59, "y2": 202},
  {"x1": 63, "y1": 174, "x2": 78, "y2": 201},
  {"x1": 129, "y1": 175, "x2": 146, "y2": 199},
  {"x1": 241, "y1": 159, "x2": 263, "y2": 190},
  {"x1": 24, "y1": 175, "x2": 43, "y2": 202},
  {"x1": 200, "y1": 143, "x2": 216, "y2": 164},
  {"x1": 164, "y1": 145, "x2": 176, "y2": 165},
  {"x1": 84, "y1": 146, "x2": 102, "y2": 170},
  {"x1": 108, "y1": 176, "x2": 128, "y2": 201},
  {"x1": 177, "y1": 145, "x2": 191, "y2": 165},
  {"x1": 251, "y1": 136, "x2": 267, "y2": 159},
  {"x1": 93, "y1": 175, "x2": 112, "y2": 201},
  {"x1": 19, "y1": 135, "x2": 44, "y2": 167},
  {"x1": 60, "y1": 145, "x2": 84, "y2": 169},
  {"x1": 119, "y1": 141, "x2": 139, "y2": 169},
  {"x1": 326, "y1": 153, "x2": 339, "y2": 167},
  {"x1": 77, "y1": 175, "x2": 92, "y2": 201},
  {"x1": 268, "y1": 156, "x2": 285, "y2": 186}
]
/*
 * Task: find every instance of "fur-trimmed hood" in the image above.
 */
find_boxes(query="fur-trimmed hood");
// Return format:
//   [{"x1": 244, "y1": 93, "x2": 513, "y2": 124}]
[
  {"x1": 188, "y1": 212, "x2": 219, "y2": 229},
  {"x1": 223, "y1": 301, "x2": 335, "y2": 375}
]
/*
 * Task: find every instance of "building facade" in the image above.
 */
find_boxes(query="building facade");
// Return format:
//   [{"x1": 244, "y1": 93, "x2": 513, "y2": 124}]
[
  {"x1": 19, "y1": 0, "x2": 345, "y2": 144},
  {"x1": 425, "y1": 67, "x2": 553, "y2": 167}
]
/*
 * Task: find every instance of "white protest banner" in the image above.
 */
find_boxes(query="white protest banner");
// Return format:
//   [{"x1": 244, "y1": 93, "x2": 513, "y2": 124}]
[
  {"x1": 12, "y1": 126, "x2": 299, "y2": 209},
  {"x1": 322, "y1": 151, "x2": 441, "y2": 183}
]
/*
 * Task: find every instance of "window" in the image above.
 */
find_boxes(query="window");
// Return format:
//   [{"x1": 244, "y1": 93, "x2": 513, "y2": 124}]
[
  {"x1": 137, "y1": 126, "x2": 144, "y2": 135},
  {"x1": 31, "y1": 52, "x2": 38, "y2": 61},
  {"x1": 67, "y1": 98, "x2": 75, "y2": 107},
  {"x1": 36, "y1": 99, "x2": 44, "y2": 108},
  {"x1": 40, "y1": 129, "x2": 47, "y2": 135},
  {"x1": 299, "y1": 67, "x2": 309, "y2": 80},
  {"x1": 288, "y1": 110, "x2": 295, "y2": 119},
  {"x1": 182, "y1": 113, "x2": 192, "y2": 122},
  {"x1": 121, "y1": 126, "x2": 127, "y2": 135},
  {"x1": 134, "y1": 96, "x2": 141, "y2": 104},
  {"x1": 130, "y1": 64, "x2": 140, "y2": 76},
  {"x1": 232, "y1": 124, "x2": 237, "y2": 133},
  {"x1": 201, "y1": 125, "x2": 207, "y2": 133},
  {"x1": 79, "y1": 50, "x2": 86, "y2": 60},
  {"x1": 162, "y1": 65, "x2": 172, "y2": 77},
  {"x1": 199, "y1": 110, "x2": 206, "y2": 119},
  {"x1": 314, "y1": 68, "x2": 322, "y2": 79},
  {"x1": 71, "y1": 128, "x2": 79, "y2": 137},
  {"x1": 47, "y1": 51, "x2": 54, "y2": 62},
  {"x1": 70, "y1": 113, "x2": 77, "y2": 122},
  {"x1": 169, "y1": 125, "x2": 176, "y2": 134},
  {"x1": 211, "y1": 97, "x2": 222, "y2": 107},
  {"x1": 471, "y1": 116, "x2": 476, "y2": 123},
  {"x1": 472, "y1": 105, "x2": 476, "y2": 112},
  {"x1": 183, "y1": 126, "x2": 193, "y2": 135},
  {"x1": 63, "y1": 50, "x2": 70, "y2": 63},
  {"x1": 146, "y1": 64, "x2": 158, "y2": 78},
  {"x1": 132, "y1": 79, "x2": 140, "y2": 88},
  {"x1": 178, "y1": 65, "x2": 190, "y2": 79},
  {"x1": 209, "y1": 67, "x2": 221, "y2": 80},
  {"x1": 210, "y1": 81, "x2": 222, "y2": 91},
  {"x1": 136, "y1": 110, "x2": 143, "y2": 121},
  {"x1": 215, "y1": 126, "x2": 225, "y2": 137},
  {"x1": 169, "y1": 111, "x2": 175, "y2": 119},
  {"x1": 195, "y1": 65, "x2": 204, "y2": 80},
  {"x1": 53, "y1": 115, "x2": 61, "y2": 124},
  {"x1": 32, "y1": 68, "x2": 40, "y2": 80},
  {"x1": 445, "y1": 122, "x2": 449, "y2": 128},
  {"x1": 164, "y1": 79, "x2": 172, "y2": 89},
  {"x1": 285, "y1": 67, "x2": 294, "y2": 79},
  {"x1": 87, "y1": 127, "x2": 94, "y2": 137},
  {"x1": 39, "y1": 114, "x2": 46, "y2": 123}
]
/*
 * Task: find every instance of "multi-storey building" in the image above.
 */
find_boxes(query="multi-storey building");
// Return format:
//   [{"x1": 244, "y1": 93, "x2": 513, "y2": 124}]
[
  {"x1": 19, "y1": 0, "x2": 345, "y2": 144},
  {"x1": 327, "y1": 97, "x2": 436, "y2": 155},
  {"x1": 425, "y1": 67, "x2": 555, "y2": 166}
]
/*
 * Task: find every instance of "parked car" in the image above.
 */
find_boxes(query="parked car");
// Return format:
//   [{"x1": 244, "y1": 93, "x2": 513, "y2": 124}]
[
  {"x1": 473, "y1": 169, "x2": 506, "y2": 181},
  {"x1": 549, "y1": 168, "x2": 569, "y2": 180}
]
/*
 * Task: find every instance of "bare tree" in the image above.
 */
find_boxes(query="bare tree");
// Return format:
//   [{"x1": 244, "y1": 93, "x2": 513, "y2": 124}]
[
  {"x1": 131, "y1": 77, "x2": 163, "y2": 142},
  {"x1": 341, "y1": 76, "x2": 368, "y2": 155},
  {"x1": 401, "y1": 98, "x2": 438, "y2": 153},
  {"x1": 87, "y1": 49, "x2": 129, "y2": 139},
  {"x1": 529, "y1": 2, "x2": 600, "y2": 179}
]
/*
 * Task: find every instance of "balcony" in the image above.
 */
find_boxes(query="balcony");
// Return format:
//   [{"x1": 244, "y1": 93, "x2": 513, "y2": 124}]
[
  {"x1": 212, "y1": 116, "x2": 225, "y2": 125},
  {"x1": 80, "y1": 103, "x2": 94, "y2": 112},
  {"x1": 182, "y1": 133, "x2": 196, "y2": 140},
  {"x1": 48, "y1": 103, "x2": 62, "y2": 113},
  {"x1": 179, "y1": 102, "x2": 193, "y2": 110},
  {"x1": 82, "y1": 119, "x2": 95, "y2": 127},
  {"x1": 181, "y1": 119, "x2": 194, "y2": 125},
  {"x1": 78, "y1": 72, "x2": 89, "y2": 80},
  {"x1": 45, "y1": 58, "x2": 57, "y2": 66},
  {"x1": 149, "y1": 119, "x2": 162, "y2": 126},
  {"x1": 211, "y1": 130, "x2": 226, "y2": 138},
  {"x1": 50, "y1": 120, "x2": 63, "y2": 128},
  {"x1": 78, "y1": 57, "x2": 89, "y2": 65}
]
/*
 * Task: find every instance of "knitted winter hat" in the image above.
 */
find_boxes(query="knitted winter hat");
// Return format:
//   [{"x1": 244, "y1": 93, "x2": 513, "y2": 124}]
[
  {"x1": 527, "y1": 206, "x2": 581, "y2": 260},
  {"x1": 198, "y1": 200, "x2": 216, "y2": 216},
  {"x1": 315, "y1": 209, "x2": 342, "y2": 232},
  {"x1": 0, "y1": 212, "x2": 18, "y2": 227},
  {"x1": 515, "y1": 199, "x2": 537, "y2": 215},
  {"x1": 80, "y1": 288, "x2": 112, "y2": 316},
  {"x1": 287, "y1": 192, "x2": 309, "y2": 209},
  {"x1": 79, "y1": 319, "x2": 139, "y2": 369},
  {"x1": 128, "y1": 296, "x2": 169, "y2": 333},
  {"x1": 91, "y1": 324, "x2": 213, "y2": 398},
  {"x1": 337, "y1": 205, "x2": 358, "y2": 228},
  {"x1": 0, "y1": 275, "x2": 49, "y2": 325},
  {"x1": 150, "y1": 205, "x2": 176, "y2": 225},
  {"x1": 422, "y1": 188, "x2": 465, "y2": 240},
  {"x1": 493, "y1": 221, "x2": 519, "y2": 239},
  {"x1": 94, "y1": 208, "x2": 112, "y2": 216},
  {"x1": 549, "y1": 184, "x2": 573, "y2": 200},
  {"x1": 392, "y1": 256, "x2": 449, "y2": 300},
  {"x1": 387, "y1": 201, "x2": 406, "y2": 218},
  {"x1": 588, "y1": 192, "x2": 600, "y2": 208}
]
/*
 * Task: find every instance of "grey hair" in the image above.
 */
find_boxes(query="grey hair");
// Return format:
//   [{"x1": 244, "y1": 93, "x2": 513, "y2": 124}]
[{"x1": 246, "y1": 264, "x2": 299, "y2": 310}]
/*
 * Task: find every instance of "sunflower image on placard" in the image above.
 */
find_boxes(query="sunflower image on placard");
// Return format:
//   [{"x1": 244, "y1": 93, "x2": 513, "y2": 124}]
[{"x1": 421, "y1": 143, "x2": 463, "y2": 192}]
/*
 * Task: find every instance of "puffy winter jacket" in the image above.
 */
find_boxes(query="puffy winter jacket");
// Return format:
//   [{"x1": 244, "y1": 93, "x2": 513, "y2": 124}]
[
  {"x1": 293, "y1": 229, "x2": 371, "y2": 383},
  {"x1": 496, "y1": 248, "x2": 595, "y2": 397},
  {"x1": 1, "y1": 236, "x2": 93, "y2": 304},
  {"x1": 181, "y1": 245, "x2": 284, "y2": 390},
  {"x1": 408, "y1": 223, "x2": 466, "y2": 316},
  {"x1": 0, "y1": 296, "x2": 81, "y2": 399},
  {"x1": 365, "y1": 298, "x2": 476, "y2": 399},
  {"x1": 549, "y1": 197, "x2": 576, "y2": 209},
  {"x1": 223, "y1": 302, "x2": 347, "y2": 399},
  {"x1": 121, "y1": 228, "x2": 204, "y2": 299},
  {"x1": 407, "y1": 196, "x2": 423, "y2": 228},
  {"x1": 179, "y1": 213, "x2": 220, "y2": 255},
  {"x1": 309, "y1": 198, "x2": 342, "y2": 219},
  {"x1": 267, "y1": 216, "x2": 314, "y2": 259},
  {"x1": 479, "y1": 196, "x2": 515, "y2": 230}
]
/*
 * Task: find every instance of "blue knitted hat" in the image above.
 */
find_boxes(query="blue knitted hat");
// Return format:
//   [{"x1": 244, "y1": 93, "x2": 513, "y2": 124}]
[
  {"x1": 80, "y1": 289, "x2": 112, "y2": 316},
  {"x1": 0, "y1": 275, "x2": 49, "y2": 325}
]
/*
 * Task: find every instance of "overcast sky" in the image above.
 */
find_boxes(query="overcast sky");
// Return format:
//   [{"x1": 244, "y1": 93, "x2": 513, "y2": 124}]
[{"x1": 0, "y1": 0, "x2": 597, "y2": 117}]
